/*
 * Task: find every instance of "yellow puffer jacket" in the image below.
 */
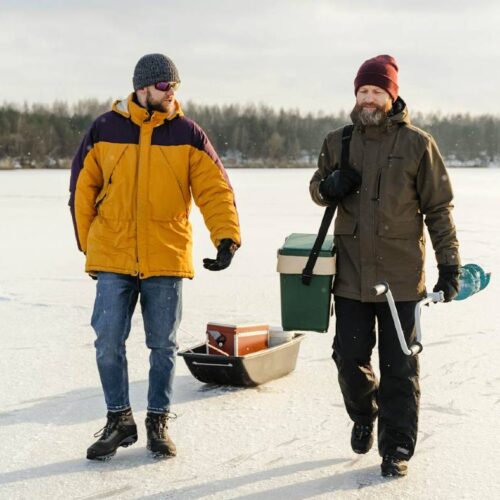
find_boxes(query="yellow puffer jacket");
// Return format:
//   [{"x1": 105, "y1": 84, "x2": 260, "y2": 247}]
[{"x1": 69, "y1": 94, "x2": 241, "y2": 279}]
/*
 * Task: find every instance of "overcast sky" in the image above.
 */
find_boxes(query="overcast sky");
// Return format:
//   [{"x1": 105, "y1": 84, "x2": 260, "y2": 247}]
[{"x1": 2, "y1": 0, "x2": 499, "y2": 115}]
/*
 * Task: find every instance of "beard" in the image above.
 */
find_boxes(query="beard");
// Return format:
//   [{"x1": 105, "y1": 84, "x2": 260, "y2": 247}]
[
  {"x1": 145, "y1": 89, "x2": 174, "y2": 113},
  {"x1": 352, "y1": 103, "x2": 389, "y2": 127}
]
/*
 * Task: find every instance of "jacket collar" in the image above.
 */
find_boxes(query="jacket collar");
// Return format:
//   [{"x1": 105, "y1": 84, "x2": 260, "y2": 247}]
[{"x1": 112, "y1": 93, "x2": 184, "y2": 126}]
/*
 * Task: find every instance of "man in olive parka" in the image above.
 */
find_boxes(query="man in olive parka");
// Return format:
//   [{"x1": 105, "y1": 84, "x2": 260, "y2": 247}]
[{"x1": 310, "y1": 55, "x2": 461, "y2": 477}]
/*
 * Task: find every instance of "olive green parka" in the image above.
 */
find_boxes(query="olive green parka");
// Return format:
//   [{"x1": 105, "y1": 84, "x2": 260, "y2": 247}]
[{"x1": 310, "y1": 98, "x2": 460, "y2": 302}]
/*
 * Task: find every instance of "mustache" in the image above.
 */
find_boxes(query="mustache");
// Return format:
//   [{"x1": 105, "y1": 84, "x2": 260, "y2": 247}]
[{"x1": 355, "y1": 103, "x2": 387, "y2": 113}]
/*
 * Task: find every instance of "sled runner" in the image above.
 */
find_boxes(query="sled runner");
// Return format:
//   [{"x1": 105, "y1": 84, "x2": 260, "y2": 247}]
[{"x1": 178, "y1": 333, "x2": 304, "y2": 386}]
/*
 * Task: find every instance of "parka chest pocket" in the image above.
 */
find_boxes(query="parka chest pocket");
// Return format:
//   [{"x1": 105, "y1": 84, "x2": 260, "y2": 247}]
[
  {"x1": 376, "y1": 156, "x2": 420, "y2": 213},
  {"x1": 379, "y1": 156, "x2": 418, "y2": 193},
  {"x1": 94, "y1": 144, "x2": 134, "y2": 221},
  {"x1": 148, "y1": 149, "x2": 189, "y2": 222}
]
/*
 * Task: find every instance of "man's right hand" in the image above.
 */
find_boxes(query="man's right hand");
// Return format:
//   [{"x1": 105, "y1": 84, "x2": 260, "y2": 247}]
[
  {"x1": 433, "y1": 264, "x2": 460, "y2": 302},
  {"x1": 320, "y1": 167, "x2": 361, "y2": 202}
]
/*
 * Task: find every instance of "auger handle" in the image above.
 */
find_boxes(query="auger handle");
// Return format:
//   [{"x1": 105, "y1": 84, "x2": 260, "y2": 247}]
[
  {"x1": 372, "y1": 282, "x2": 389, "y2": 296},
  {"x1": 371, "y1": 281, "x2": 429, "y2": 357}
]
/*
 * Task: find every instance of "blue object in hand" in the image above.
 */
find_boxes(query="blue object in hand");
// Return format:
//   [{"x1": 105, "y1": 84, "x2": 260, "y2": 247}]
[{"x1": 455, "y1": 264, "x2": 491, "y2": 301}]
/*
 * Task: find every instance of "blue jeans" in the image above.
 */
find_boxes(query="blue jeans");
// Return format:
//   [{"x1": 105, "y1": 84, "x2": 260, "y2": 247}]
[{"x1": 91, "y1": 272, "x2": 182, "y2": 413}]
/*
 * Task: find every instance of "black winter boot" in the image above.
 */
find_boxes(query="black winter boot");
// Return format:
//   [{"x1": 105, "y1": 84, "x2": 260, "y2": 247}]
[
  {"x1": 381, "y1": 454, "x2": 409, "y2": 477},
  {"x1": 145, "y1": 412, "x2": 177, "y2": 458},
  {"x1": 351, "y1": 422, "x2": 374, "y2": 454},
  {"x1": 87, "y1": 409, "x2": 138, "y2": 461}
]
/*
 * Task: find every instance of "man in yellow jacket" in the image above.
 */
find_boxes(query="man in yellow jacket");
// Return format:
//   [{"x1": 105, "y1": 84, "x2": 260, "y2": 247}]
[{"x1": 69, "y1": 53, "x2": 241, "y2": 461}]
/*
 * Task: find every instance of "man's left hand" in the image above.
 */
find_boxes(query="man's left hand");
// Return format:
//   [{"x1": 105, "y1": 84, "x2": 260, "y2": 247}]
[
  {"x1": 319, "y1": 167, "x2": 361, "y2": 202},
  {"x1": 433, "y1": 264, "x2": 460, "y2": 302},
  {"x1": 203, "y1": 239, "x2": 238, "y2": 271}
]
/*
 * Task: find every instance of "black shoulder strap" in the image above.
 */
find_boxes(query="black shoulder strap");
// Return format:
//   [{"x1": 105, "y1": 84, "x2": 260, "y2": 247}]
[
  {"x1": 340, "y1": 124, "x2": 354, "y2": 170},
  {"x1": 301, "y1": 125, "x2": 353, "y2": 285}
]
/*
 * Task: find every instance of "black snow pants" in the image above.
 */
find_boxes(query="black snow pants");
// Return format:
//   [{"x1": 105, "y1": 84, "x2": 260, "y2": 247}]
[{"x1": 333, "y1": 296, "x2": 420, "y2": 460}]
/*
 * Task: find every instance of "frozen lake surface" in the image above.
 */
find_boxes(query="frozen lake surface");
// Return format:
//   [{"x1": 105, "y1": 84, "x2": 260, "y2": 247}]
[{"x1": 0, "y1": 168, "x2": 499, "y2": 499}]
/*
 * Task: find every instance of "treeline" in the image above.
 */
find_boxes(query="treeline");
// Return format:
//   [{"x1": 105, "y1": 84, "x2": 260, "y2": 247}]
[{"x1": 0, "y1": 99, "x2": 499, "y2": 168}]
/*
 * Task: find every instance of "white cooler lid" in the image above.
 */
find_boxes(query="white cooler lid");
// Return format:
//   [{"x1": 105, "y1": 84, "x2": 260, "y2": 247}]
[{"x1": 277, "y1": 254, "x2": 336, "y2": 275}]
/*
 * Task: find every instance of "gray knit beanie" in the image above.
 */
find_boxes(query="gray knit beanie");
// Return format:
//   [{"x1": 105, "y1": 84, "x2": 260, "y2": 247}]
[{"x1": 132, "y1": 53, "x2": 180, "y2": 90}]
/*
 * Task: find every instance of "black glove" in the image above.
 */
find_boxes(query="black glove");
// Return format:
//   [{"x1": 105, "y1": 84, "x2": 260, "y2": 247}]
[
  {"x1": 203, "y1": 239, "x2": 237, "y2": 271},
  {"x1": 319, "y1": 167, "x2": 361, "y2": 202},
  {"x1": 433, "y1": 264, "x2": 460, "y2": 302}
]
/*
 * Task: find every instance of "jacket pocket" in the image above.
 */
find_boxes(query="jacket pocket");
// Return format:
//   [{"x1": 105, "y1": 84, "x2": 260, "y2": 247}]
[
  {"x1": 95, "y1": 183, "x2": 110, "y2": 210},
  {"x1": 377, "y1": 220, "x2": 423, "y2": 239},
  {"x1": 149, "y1": 148, "x2": 189, "y2": 222},
  {"x1": 94, "y1": 144, "x2": 133, "y2": 221},
  {"x1": 94, "y1": 171, "x2": 116, "y2": 214}
]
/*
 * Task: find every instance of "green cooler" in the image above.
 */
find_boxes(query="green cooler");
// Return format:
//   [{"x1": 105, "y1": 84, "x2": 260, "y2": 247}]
[{"x1": 277, "y1": 233, "x2": 336, "y2": 332}]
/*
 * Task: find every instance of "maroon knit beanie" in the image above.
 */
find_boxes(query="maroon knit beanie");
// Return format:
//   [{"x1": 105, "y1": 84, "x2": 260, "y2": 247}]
[{"x1": 354, "y1": 54, "x2": 399, "y2": 101}]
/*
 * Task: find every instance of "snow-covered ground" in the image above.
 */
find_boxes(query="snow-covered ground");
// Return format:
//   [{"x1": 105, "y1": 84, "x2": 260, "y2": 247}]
[{"x1": 0, "y1": 168, "x2": 499, "y2": 499}]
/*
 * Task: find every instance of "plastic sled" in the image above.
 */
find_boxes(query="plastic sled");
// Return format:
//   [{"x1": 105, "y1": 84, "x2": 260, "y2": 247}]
[{"x1": 178, "y1": 333, "x2": 305, "y2": 386}]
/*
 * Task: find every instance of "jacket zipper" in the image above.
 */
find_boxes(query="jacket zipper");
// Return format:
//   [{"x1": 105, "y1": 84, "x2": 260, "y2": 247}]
[{"x1": 136, "y1": 126, "x2": 145, "y2": 277}]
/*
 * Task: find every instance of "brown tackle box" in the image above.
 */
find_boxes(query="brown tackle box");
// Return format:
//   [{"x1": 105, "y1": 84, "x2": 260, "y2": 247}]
[{"x1": 206, "y1": 322, "x2": 269, "y2": 356}]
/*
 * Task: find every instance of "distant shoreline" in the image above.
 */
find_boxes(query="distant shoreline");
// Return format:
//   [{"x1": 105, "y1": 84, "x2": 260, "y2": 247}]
[{"x1": 0, "y1": 164, "x2": 497, "y2": 171}]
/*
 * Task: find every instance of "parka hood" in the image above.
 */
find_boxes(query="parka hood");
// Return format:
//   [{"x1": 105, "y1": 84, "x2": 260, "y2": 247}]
[{"x1": 387, "y1": 96, "x2": 410, "y2": 125}]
